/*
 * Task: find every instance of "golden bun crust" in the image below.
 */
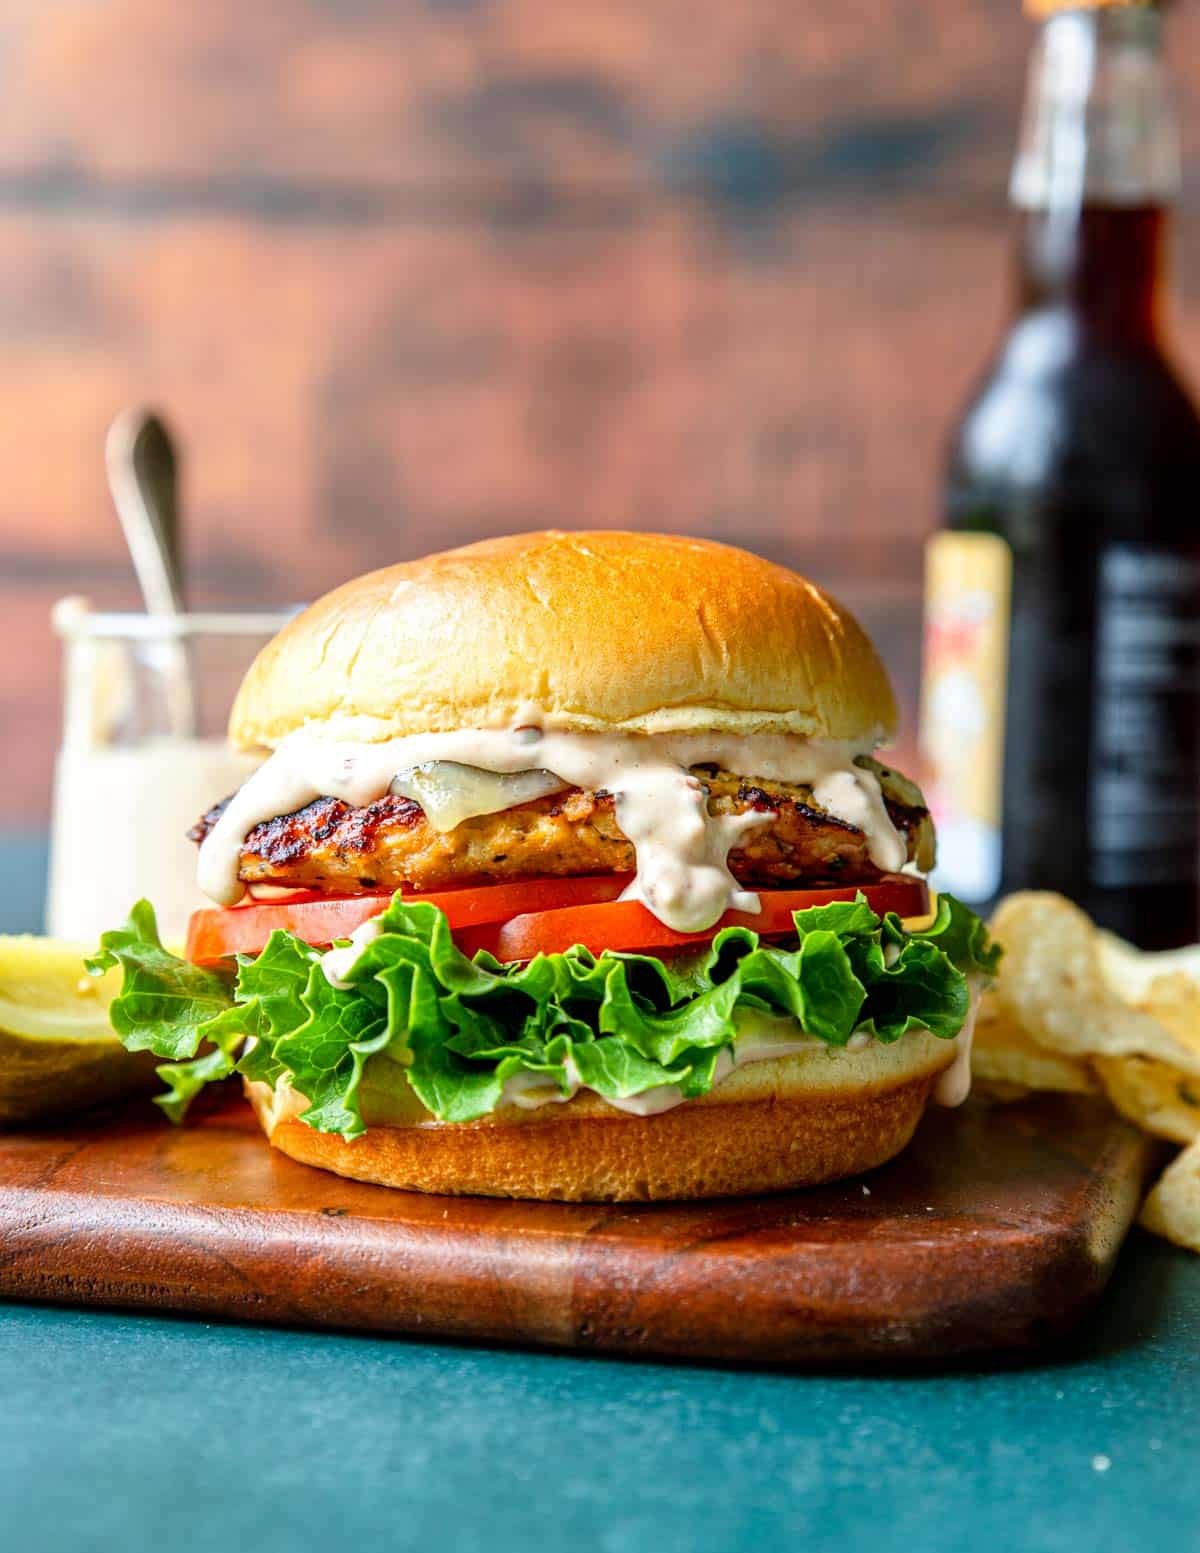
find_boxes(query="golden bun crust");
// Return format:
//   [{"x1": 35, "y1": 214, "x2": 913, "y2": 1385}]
[
  {"x1": 230, "y1": 531, "x2": 898, "y2": 750},
  {"x1": 245, "y1": 1036, "x2": 953, "y2": 1202}
]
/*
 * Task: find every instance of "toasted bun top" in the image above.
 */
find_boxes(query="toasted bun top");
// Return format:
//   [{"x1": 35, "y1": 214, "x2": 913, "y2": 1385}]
[{"x1": 230, "y1": 531, "x2": 897, "y2": 750}]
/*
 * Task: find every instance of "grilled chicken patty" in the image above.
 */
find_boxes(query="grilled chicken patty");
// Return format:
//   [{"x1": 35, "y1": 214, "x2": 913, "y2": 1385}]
[{"x1": 189, "y1": 761, "x2": 934, "y2": 895}]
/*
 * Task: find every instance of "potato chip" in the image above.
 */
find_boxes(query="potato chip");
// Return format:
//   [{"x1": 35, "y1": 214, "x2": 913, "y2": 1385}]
[
  {"x1": 973, "y1": 997, "x2": 1099, "y2": 1095},
  {"x1": 986, "y1": 893, "x2": 1200, "y2": 1076},
  {"x1": 1097, "y1": 932, "x2": 1200, "y2": 1007},
  {"x1": 979, "y1": 893, "x2": 1200, "y2": 1254},
  {"x1": 1093, "y1": 1054, "x2": 1200, "y2": 1145},
  {"x1": 1140, "y1": 1134, "x2": 1200, "y2": 1252},
  {"x1": 1138, "y1": 972, "x2": 1200, "y2": 1055}
]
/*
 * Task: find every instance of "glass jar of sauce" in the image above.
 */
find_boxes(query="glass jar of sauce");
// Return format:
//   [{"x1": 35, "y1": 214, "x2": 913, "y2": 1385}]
[{"x1": 47, "y1": 600, "x2": 296, "y2": 945}]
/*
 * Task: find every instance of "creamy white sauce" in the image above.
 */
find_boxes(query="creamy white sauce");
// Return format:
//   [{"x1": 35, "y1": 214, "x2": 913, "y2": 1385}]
[
  {"x1": 600, "y1": 1082, "x2": 691, "y2": 1118},
  {"x1": 321, "y1": 916, "x2": 385, "y2": 989},
  {"x1": 198, "y1": 717, "x2": 906, "y2": 934},
  {"x1": 932, "y1": 983, "x2": 983, "y2": 1108},
  {"x1": 499, "y1": 1060, "x2": 583, "y2": 1111},
  {"x1": 811, "y1": 766, "x2": 907, "y2": 874}
]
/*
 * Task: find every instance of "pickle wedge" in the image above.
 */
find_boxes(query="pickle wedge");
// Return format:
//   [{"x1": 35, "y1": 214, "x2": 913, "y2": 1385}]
[{"x1": 0, "y1": 935, "x2": 159, "y2": 1124}]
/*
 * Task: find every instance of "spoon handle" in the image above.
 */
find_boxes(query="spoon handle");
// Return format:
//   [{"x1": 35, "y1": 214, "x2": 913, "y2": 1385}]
[
  {"x1": 106, "y1": 409, "x2": 197, "y2": 737},
  {"x1": 106, "y1": 410, "x2": 187, "y2": 615}
]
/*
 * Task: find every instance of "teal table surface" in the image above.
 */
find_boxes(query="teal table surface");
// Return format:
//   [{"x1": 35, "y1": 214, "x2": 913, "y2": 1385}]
[{"x1": 3, "y1": 835, "x2": 1200, "y2": 1553}]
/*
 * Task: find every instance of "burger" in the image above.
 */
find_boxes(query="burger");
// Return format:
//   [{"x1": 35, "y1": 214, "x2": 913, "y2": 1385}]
[{"x1": 92, "y1": 531, "x2": 997, "y2": 1201}]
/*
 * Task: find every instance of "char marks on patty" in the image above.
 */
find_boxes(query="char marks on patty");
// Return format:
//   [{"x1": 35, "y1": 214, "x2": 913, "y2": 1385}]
[{"x1": 189, "y1": 763, "x2": 934, "y2": 896}]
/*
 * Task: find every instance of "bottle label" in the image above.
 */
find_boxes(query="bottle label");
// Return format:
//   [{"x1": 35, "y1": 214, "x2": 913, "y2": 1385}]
[
  {"x1": 1089, "y1": 543, "x2": 1200, "y2": 888},
  {"x1": 919, "y1": 532, "x2": 1012, "y2": 902}
]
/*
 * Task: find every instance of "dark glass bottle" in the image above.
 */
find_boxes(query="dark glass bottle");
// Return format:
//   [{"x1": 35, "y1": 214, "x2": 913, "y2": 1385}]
[{"x1": 921, "y1": 2, "x2": 1200, "y2": 948}]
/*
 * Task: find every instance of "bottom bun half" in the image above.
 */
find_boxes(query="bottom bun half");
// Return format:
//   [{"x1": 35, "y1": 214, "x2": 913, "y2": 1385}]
[{"x1": 245, "y1": 1033, "x2": 957, "y2": 1202}]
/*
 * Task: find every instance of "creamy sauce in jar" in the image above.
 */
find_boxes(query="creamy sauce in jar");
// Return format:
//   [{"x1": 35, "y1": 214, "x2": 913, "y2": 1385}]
[
  {"x1": 198, "y1": 716, "x2": 906, "y2": 934},
  {"x1": 49, "y1": 738, "x2": 262, "y2": 946}
]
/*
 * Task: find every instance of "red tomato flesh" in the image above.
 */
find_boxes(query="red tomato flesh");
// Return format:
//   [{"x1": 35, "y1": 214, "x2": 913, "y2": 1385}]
[
  {"x1": 186, "y1": 874, "x2": 633, "y2": 965},
  {"x1": 185, "y1": 875, "x2": 928, "y2": 966},
  {"x1": 456, "y1": 877, "x2": 928, "y2": 960}
]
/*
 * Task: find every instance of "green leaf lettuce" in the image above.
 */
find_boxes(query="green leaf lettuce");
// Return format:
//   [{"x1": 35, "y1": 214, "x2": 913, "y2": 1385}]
[{"x1": 90, "y1": 892, "x2": 998, "y2": 1138}]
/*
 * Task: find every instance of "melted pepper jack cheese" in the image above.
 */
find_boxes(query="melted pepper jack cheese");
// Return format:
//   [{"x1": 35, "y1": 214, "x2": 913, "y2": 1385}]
[{"x1": 197, "y1": 714, "x2": 907, "y2": 933}]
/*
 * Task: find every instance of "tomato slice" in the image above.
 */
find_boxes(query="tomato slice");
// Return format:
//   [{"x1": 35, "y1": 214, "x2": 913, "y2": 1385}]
[
  {"x1": 449, "y1": 876, "x2": 929, "y2": 962},
  {"x1": 187, "y1": 874, "x2": 928, "y2": 967},
  {"x1": 185, "y1": 874, "x2": 634, "y2": 965}
]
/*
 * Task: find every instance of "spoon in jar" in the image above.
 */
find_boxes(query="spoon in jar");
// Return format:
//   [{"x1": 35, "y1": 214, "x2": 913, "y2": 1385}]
[{"x1": 105, "y1": 409, "x2": 197, "y2": 737}]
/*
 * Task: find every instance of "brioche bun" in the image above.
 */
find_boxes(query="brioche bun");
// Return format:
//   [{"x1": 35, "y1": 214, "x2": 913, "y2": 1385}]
[
  {"x1": 230, "y1": 530, "x2": 897, "y2": 751},
  {"x1": 245, "y1": 1034, "x2": 954, "y2": 1202},
  {"x1": 228, "y1": 531, "x2": 933, "y2": 1204}
]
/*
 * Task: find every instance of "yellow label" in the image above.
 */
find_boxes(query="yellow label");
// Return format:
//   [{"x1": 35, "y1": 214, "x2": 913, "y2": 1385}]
[{"x1": 918, "y1": 532, "x2": 1012, "y2": 901}]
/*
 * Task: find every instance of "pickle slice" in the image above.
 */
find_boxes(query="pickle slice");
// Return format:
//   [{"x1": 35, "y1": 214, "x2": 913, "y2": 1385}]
[{"x1": 0, "y1": 935, "x2": 158, "y2": 1124}]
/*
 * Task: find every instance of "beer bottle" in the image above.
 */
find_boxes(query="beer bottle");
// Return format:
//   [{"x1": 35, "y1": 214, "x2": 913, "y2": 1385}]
[{"x1": 921, "y1": 0, "x2": 1200, "y2": 948}]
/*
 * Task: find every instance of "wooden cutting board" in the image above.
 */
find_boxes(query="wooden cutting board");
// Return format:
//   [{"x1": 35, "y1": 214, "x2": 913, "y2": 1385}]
[{"x1": 0, "y1": 1091, "x2": 1157, "y2": 1364}]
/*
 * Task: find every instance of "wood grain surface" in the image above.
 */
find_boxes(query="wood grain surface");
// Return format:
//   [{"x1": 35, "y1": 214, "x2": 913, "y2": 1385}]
[
  {"x1": 7, "y1": 3, "x2": 1198, "y2": 826},
  {"x1": 0, "y1": 1091, "x2": 1158, "y2": 1364},
  {"x1": 6, "y1": 2, "x2": 1200, "y2": 821}
]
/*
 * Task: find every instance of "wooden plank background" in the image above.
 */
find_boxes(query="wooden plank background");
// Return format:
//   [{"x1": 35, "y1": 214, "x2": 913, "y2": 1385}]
[{"x1": 4, "y1": 0, "x2": 1200, "y2": 824}]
